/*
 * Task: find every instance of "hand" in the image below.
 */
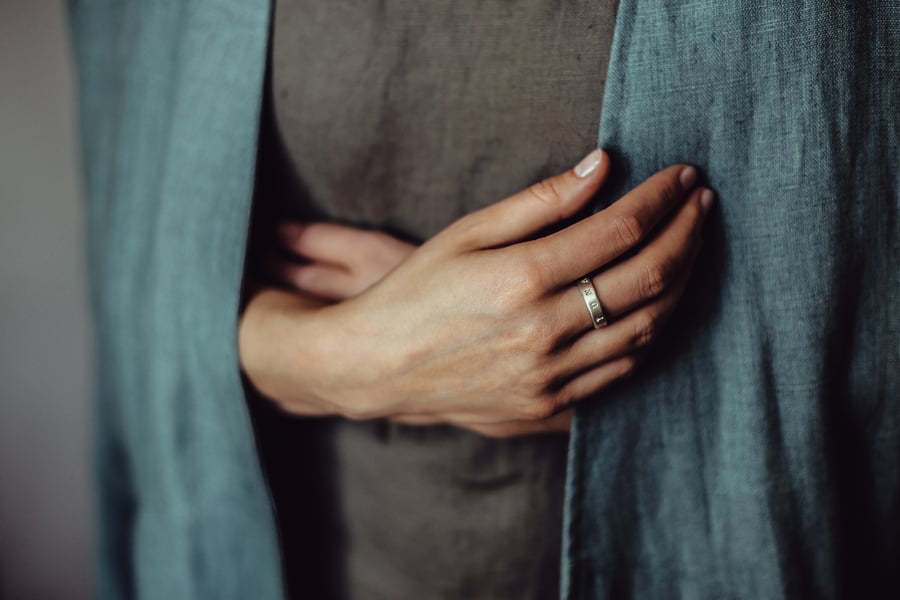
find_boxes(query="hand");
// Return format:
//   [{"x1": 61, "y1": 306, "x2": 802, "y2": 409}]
[
  {"x1": 239, "y1": 149, "x2": 713, "y2": 434},
  {"x1": 264, "y1": 222, "x2": 572, "y2": 436},
  {"x1": 268, "y1": 222, "x2": 417, "y2": 302}
]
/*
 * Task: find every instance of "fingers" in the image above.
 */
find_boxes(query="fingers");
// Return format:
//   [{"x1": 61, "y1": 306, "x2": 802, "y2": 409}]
[
  {"x1": 279, "y1": 221, "x2": 413, "y2": 269},
  {"x1": 268, "y1": 257, "x2": 357, "y2": 300},
  {"x1": 437, "y1": 148, "x2": 610, "y2": 251},
  {"x1": 555, "y1": 185, "x2": 713, "y2": 337},
  {"x1": 274, "y1": 221, "x2": 418, "y2": 300},
  {"x1": 527, "y1": 163, "x2": 700, "y2": 287},
  {"x1": 552, "y1": 356, "x2": 639, "y2": 409},
  {"x1": 550, "y1": 244, "x2": 699, "y2": 382},
  {"x1": 279, "y1": 222, "x2": 354, "y2": 267}
]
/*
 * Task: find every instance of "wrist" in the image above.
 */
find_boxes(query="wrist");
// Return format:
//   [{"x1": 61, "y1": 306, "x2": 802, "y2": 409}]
[
  {"x1": 238, "y1": 287, "x2": 397, "y2": 419},
  {"x1": 238, "y1": 288, "x2": 334, "y2": 415},
  {"x1": 302, "y1": 297, "x2": 399, "y2": 420}
]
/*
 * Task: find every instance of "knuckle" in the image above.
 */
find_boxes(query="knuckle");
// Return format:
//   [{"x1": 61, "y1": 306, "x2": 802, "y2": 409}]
[
  {"x1": 521, "y1": 259, "x2": 545, "y2": 292},
  {"x1": 632, "y1": 311, "x2": 659, "y2": 348},
  {"x1": 526, "y1": 177, "x2": 567, "y2": 211},
  {"x1": 514, "y1": 317, "x2": 555, "y2": 355},
  {"x1": 612, "y1": 213, "x2": 645, "y2": 248},
  {"x1": 639, "y1": 259, "x2": 672, "y2": 301},
  {"x1": 510, "y1": 256, "x2": 549, "y2": 300}
]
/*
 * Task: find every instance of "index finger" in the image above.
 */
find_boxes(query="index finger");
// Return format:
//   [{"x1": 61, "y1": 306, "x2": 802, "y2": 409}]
[{"x1": 523, "y1": 164, "x2": 699, "y2": 287}]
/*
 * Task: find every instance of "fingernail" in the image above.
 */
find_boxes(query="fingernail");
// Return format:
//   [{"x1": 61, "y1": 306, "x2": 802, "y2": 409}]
[
  {"x1": 679, "y1": 166, "x2": 697, "y2": 189},
  {"x1": 700, "y1": 188, "x2": 715, "y2": 214},
  {"x1": 574, "y1": 148, "x2": 605, "y2": 178}
]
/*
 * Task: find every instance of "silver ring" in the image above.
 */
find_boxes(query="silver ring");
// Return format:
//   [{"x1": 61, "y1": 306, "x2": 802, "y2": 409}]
[{"x1": 576, "y1": 277, "x2": 608, "y2": 329}]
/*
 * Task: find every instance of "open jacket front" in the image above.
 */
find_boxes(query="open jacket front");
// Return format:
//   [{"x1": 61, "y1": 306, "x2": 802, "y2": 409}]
[{"x1": 68, "y1": 1, "x2": 899, "y2": 598}]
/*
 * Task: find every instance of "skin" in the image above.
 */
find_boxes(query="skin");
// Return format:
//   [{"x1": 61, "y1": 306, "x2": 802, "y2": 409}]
[{"x1": 239, "y1": 149, "x2": 714, "y2": 438}]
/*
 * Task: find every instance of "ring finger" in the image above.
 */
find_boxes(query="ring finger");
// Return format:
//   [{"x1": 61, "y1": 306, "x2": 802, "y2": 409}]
[{"x1": 554, "y1": 186, "x2": 712, "y2": 338}]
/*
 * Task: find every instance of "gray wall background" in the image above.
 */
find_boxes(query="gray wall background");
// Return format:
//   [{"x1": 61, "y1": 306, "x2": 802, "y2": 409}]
[{"x1": 0, "y1": 1, "x2": 93, "y2": 598}]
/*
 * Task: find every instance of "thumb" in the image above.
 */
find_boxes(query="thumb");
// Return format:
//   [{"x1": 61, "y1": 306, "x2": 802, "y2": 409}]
[{"x1": 444, "y1": 148, "x2": 610, "y2": 251}]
